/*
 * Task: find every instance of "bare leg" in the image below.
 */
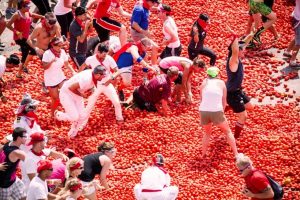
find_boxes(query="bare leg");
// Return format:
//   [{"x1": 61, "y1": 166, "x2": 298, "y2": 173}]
[
  {"x1": 48, "y1": 87, "x2": 60, "y2": 118},
  {"x1": 119, "y1": 25, "x2": 127, "y2": 47},
  {"x1": 218, "y1": 120, "x2": 238, "y2": 157},
  {"x1": 202, "y1": 123, "x2": 212, "y2": 157}
]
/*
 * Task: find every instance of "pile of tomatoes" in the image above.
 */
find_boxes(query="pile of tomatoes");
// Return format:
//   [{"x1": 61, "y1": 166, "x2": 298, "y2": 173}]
[{"x1": 0, "y1": 0, "x2": 299, "y2": 199}]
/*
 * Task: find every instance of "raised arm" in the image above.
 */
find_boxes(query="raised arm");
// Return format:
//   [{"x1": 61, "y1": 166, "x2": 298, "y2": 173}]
[{"x1": 117, "y1": 6, "x2": 132, "y2": 18}]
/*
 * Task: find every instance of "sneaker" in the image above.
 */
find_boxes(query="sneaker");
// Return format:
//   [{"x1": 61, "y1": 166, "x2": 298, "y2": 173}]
[
  {"x1": 253, "y1": 35, "x2": 262, "y2": 45},
  {"x1": 283, "y1": 51, "x2": 292, "y2": 58},
  {"x1": 68, "y1": 122, "x2": 79, "y2": 138},
  {"x1": 22, "y1": 66, "x2": 29, "y2": 74},
  {"x1": 118, "y1": 90, "x2": 125, "y2": 101},
  {"x1": 289, "y1": 62, "x2": 300, "y2": 68}
]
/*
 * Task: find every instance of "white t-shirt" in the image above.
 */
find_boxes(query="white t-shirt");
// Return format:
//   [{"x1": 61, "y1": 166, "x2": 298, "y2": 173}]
[
  {"x1": 85, "y1": 54, "x2": 117, "y2": 73},
  {"x1": 42, "y1": 49, "x2": 68, "y2": 87},
  {"x1": 26, "y1": 176, "x2": 48, "y2": 200},
  {"x1": 0, "y1": 55, "x2": 6, "y2": 78},
  {"x1": 61, "y1": 69, "x2": 96, "y2": 94},
  {"x1": 140, "y1": 166, "x2": 171, "y2": 190},
  {"x1": 21, "y1": 151, "x2": 46, "y2": 192},
  {"x1": 54, "y1": 0, "x2": 76, "y2": 15},
  {"x1": 163, "y1": 17, "x2": 180, "y2": 48}
]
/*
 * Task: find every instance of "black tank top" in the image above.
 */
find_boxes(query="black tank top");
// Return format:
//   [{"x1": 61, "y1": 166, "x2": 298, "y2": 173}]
[
  {"x1": 226, "y1": 57, "x2": 244, "y2": 92},
  {"x1": 188, "y1": 22, "x2": 206, "y2": 51},
  {"x1": 0, "y1": 143, "x2": 20, "y2": 188},
  {"x1": 78, "y1": 152, "x2": 103, "y2": 182}
]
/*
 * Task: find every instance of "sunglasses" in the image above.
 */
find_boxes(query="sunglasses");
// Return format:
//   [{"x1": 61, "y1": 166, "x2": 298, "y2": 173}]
[
  {"x1": 238, "y1": 164, "x2": 250, "y2": 174},
  {"x1": 47, "y1": 19, "x2": 57, "y2": 25},
  {"x1": 47, "y1": 168, "x2": 54, "y2": 171}
]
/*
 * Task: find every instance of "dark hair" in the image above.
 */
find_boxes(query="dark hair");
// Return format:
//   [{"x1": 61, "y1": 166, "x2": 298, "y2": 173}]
[
  {"x1": 12, "y1": 127, "x2": 26, "y2": 141},
  {"x1": 6, "y1": 54, "x2": 20, "y2": 65},
  {"x1": 199, "y1": 13, "x2": 209, "y2": 22},
  {"x1": 193, "y1": 58, "x2": 205, "y2": 68},
  {"x1": 49, "y1": 37, "x2": 62, "y2": 48},
  {"x1": 97, "y1": 43, "x2": 109, "y2": 53},
  {"x1": 161, "y1": 4, "x2": 171, "y2": 15},
  {"x1": 75, "y1": 6, "x2": 86, "y2": 16},
  {"x1": 97, "y1": 142, "x2": 114, "y2": 152},
  {"x1": 17, "y1": 0, "x2": 30, "y2": 10}
]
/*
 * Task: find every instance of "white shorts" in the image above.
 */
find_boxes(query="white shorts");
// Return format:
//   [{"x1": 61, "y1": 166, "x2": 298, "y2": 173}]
[{"x1": 81, "y1": 181, "x2": 96, "y2": 196}]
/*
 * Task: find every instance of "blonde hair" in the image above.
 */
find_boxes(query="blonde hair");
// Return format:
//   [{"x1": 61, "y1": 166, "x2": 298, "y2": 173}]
[
  {"x1": 65, "y1": 157, "x2": 83, "y2": 179},
  {"x1": 97, "y1": 141, "x2": 114, "y2": 152},
  {"x1": 236, "y1": 154, "x2": 253, "y2": 168},
  {"x1": 58, "y1": 178, "x2": 82, "y2": 196}
]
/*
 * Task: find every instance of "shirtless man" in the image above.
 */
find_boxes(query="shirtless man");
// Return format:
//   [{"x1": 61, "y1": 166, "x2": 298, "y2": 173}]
[
  {"x1": 26, "y1": 12, "x2": 61, "y2": 92},
  {"x1": 27, "y1": 12, "x2": 61, "y2": 58}
]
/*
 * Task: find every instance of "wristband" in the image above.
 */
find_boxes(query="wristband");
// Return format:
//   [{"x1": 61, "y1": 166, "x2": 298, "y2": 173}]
[
  {"x1": 142, "y1": 67, "x2": 149, "y2": 73},
  {"x1": 137, "y1": 57, "x2": 143, "y2": 63}
]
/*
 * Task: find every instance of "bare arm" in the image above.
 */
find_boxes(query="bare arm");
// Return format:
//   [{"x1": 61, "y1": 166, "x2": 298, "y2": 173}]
[
  {"x1": 129, "y1": 46, "x2": 157, "y2": 73},
  {"x1": 99, "y1": 156, "x2": 112, "y2": 189},
  {"x1": 163, "y1": 24, "x2": 177, "y2": 45},
  {"x1": 78, "y1": 63, "x2": 89, "y2": 72},
  {"x1": 180, "y1": 62, "x2": 191, "y2": 98},
  {"x1": 160, "y1": 99, "x2": 169, "y2": 116},
  {"x1": 244, "y1": 186, "x2": 274, "y2": 199},
  {"x1": 64, "y1": 61, "x2": 76, "y2": 75},
  {"x1": 6, "y1": 14, "x2": 18, "y2": 32},
  {"x1": 27, "y1": 28, "x2": 40, "y2": 49},
  {"x1": 31, "y1": 13, "x2": 44, "y2": 19},
  {"x1": 9, "y1": 149, "x2": 26, "y2": 162},
  {"x1": 229, "y1": 37, "x2": 239, "y2": 72},
  {"x1": 117, "y1": 6, "x2": 132, "y2": 18},
  {"x1": 192, "y1": 26, "x2": 199, "y2": 43},
  {"x1": 87, "y1": 0, "x2": 99, "y2": 9},
  {"x1": 77, "y1": 20, "x2": 92, "y2": 43},
  {"x1": 49, "y1": 150, "x2": 69, "y2": 161},
  {"x1": 221, "y1": 81, "x2": 227, "y2": 111},
  {"x1": 132, "y1": 21, "x2": 149, "y2": 36},
  {"x1": 63, "y1": 0, "x2": 73, "y2": 8}
]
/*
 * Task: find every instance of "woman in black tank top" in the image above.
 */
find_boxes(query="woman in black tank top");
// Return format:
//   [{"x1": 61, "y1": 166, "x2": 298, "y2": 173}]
[{"x1": 78, "y1": 142, "x2": 116, "y2": 200}]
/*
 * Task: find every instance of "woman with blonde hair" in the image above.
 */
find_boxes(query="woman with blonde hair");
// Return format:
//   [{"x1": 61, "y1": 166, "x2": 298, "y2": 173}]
[
  {"x1": 65, "y1": 157, "x2": 84, "y2": 181},
  {"x1": 58, "y1": 178, "x2": 83, "y2": 200}
]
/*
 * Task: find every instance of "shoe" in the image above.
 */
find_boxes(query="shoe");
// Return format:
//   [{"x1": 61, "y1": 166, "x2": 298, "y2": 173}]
[
  {"x1": 283, "y1": 51, "x2": 292, "y2": 58},
  {"x1": 22, "y1": 66, "x2": 29, "y2": 74},
  {"x1": 246, "y1": 41, "x2": 256, "y2": 49},
  {"x1": 0, "y1": 47, "x2": 4, "y2": 51},
  {"x1": 253, "y1": 35, "x2": 262, "y2": 45},
  {"x1": 41, "y1": 82, "x2": 49, "y2": 94},
  {"x1": 118, "y1": 90, "x2": 125, "y2": 101},
  {"x1": 289, "y1": 62, "x2": 300, "y2": 68},
  {"x1": 0, "y1": 43, "x2": 5, "y2": 48}
]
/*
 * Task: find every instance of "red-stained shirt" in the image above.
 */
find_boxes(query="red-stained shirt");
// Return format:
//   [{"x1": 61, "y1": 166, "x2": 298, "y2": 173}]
[
  {"x1": 94, "y1": 0, "x2": 120, "y2": 18},
  {"x1": 244, "y1": 169, "x2": 273, "y2": 200},
  {"x1": 138, "y1": 74, "x2": 171, "y2": 104}
]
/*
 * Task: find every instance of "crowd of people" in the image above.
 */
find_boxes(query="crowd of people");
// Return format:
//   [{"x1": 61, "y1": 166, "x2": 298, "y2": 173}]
[{"x1": 0, "y1": 0, "x2": 295, "y2": 199}]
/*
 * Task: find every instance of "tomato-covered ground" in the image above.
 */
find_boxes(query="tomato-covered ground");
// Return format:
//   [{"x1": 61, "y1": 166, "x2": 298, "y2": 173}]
[{"x1": 0, "y1": 0, "x2": 299, "y2": 199}]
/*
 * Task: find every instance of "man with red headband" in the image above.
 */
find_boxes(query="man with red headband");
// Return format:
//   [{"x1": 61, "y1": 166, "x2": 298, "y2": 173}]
[
  {"x1": 188, "y1": 13, "x2": 217, "y2": 67},
  {"x1": 21, "y1": 132, "x2": 68, "y2": 192},
  {"x1": 158, "y1": 4, "x2": 181, "y2": 60},
  {"x1": 87, "y1": 0, "x2": 131, "y2": 46},
  {"x1": 134, "y1": 154, "x2": 178, "y2": 200},
  {"x1": 0, "y1": 128, "x2": 27, "y2": 200},
  {"x1": 26, "y1": 159, "x2": 61, "y2": 200}
]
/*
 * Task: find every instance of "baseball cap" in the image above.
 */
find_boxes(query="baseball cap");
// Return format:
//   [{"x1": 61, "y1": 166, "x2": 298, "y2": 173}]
[
  {"x1": 75, "y1": 6, "x2": 86, "y2": 16},
  {"x1": 37, "y1": 160, "x2": 53, "y2": 173},
  {"x1": 206, "y1": 67, "x2": 220, "y2": 78},
  {"x1": 27, "y1": 132, "x2": 45, "y2": 145}
]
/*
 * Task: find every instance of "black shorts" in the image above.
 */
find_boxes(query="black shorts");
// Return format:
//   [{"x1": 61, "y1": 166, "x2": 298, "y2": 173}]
[
  {"x1": 133, "y1": 88, "x2": 157, "y2": 112},
  {"x1": 93, "y1": 18, "x2": 121, "y2": 43},
  {"x1": 159, "y1": 45, "x2": 182, "y2": 59},
  {"x1": 159, "y1": 67, "x2": 182, "y2": 84},
  {"x1": 227, "y1": 89, "x2": 250, "y2": 113}
]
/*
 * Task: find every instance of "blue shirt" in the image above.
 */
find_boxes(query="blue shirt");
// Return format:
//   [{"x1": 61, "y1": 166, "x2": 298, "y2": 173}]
[{"x1": 130, "y1": 4, "x2": 149, "y2": 30}]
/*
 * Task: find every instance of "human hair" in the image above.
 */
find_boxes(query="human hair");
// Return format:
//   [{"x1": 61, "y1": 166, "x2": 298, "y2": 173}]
[
  {"x1": 236, "y1": 154, "x2": 253, "y2": 168},
  {"x1": 167, "y1": 66, "x2": 179, "y2": 77},
  {"x1": 17, "y1": 0, "x2": 29, "y2": 10},
  {"x1": 97, "y1": 43, "x2": 109, "y2": 53},
  {"x1": 58, "y1": 178, "x2": 82, "y2": 196},
  {"x1": 193, "y1": 58, "x2": 205, "y2": 68},
  {"x1": 6, "y1": 54, "x2": 20, "y2": 66},
  {"x1": 12, "y1": 127, "x2": 26, "y2": 141},
  {"x1": 161, "y1": 4, "x2": 171, "y2": 16},
  {"x1": 45, "y1": 12, "x2": 55, "y2": 20},
  {"x1": 65, "y1": 157, "x2": 83, "y2": 179},
  {"x1": 97, "y1": 142, "x2": 114, "y2": 152},
  {"x1": 49, "y1": 37, "x2": 62, "y2": 49},
  {"x1": 93, "y1": 65, "x2": 106, "y2": 75},
  {"x1": 199, "y1": 13, "x2": 209, "y2": 22}
]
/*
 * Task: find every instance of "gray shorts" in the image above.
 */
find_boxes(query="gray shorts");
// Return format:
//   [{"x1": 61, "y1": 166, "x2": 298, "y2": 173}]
[
  {"x1": 130, "y1": 29, "x2": 146, "y2": 43},
  {"x1": 200, "y1": 111, "x2": 226, "y2": 125}
]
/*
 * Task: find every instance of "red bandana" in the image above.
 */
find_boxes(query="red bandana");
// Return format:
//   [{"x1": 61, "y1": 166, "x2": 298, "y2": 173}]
[
  {"x1": 70, "y1": 182, "x2": 82, "y2": 192},
  {"x1": 197, "y1": 19, "x2": 208, "y2": 31},
  {"x1": 75, "y1": 17, "x2": 85, "y2": 30},
  {"x1": 31, "y1": 149, "x2": 45, "y2": 157},
  {"x1": 18, "y1": 111, "x2": 38, "y2": 128},
  {"x1": 154, "y1": 164, "x2": 168, "y2": 174},
  {"x1": 37, "y1": 160, "x2": 52, "y2": 173},
  {"x1": 96, "y1": 54, "x2": 105, "y2": 64},
  {"x1": 143, "y1": 0, "x2": 150, "y2": 10},
  {"x1": 50, "y1": 47, "x2": 61, "y2": 58},
  {"x1": 41, "y1": 19, "x2": 52, "y2": 33},
  {"x1": 70, "y1": 162, "x2": 82, "y2": 171}
]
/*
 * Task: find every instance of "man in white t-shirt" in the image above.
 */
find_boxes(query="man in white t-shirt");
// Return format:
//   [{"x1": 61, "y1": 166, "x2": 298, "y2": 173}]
[
  {"x1": 0, "y1": 54, "x2": 20, "y2": 103},
  {"x1": 26, "y1": 159, "x2": 60, "y2": 200},
  {"x1": 78, "y1": 43, "x2": 123, "y2": 127},
  {"x1": 22, "y1": 133, "x2": 68, "y2": 192},
  {"x1": 55, "y1": 66, "x2": 118, "y2": 137},
  {"x1": 134, "y1": 154, "x2": 179, "y2": 200}
]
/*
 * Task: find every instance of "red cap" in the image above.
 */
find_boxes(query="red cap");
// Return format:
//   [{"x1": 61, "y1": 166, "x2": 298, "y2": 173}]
[
  {"x1": 27, "y1": 132, "x2": 45, "y2": 145},
  {"x1": 37, "y1": 160, "x2": 53, "y2": 173}
]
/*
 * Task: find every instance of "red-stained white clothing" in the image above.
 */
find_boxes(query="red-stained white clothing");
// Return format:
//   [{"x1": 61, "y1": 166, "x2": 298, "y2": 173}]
[
  {"x1": 42, "y1": 49, "x2": 68, "y2": 87},
  {"x1": 26, "y1": 177, "x2": 48, "y2": 200},
  {"x1": 159, "y1": 56, "x2": 192, "y2": 71},
  {"x1": 134, "y1": 166, "x2": 178, "y2": 200},
  {"x1": 0, "y1": 55, "x2": 6, "y2": 78},
  {"x1": 94, "y1": 0, "x2": 120, "y2": 19}
]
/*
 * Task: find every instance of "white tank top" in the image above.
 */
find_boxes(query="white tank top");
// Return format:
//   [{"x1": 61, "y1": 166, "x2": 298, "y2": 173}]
[
  {"x1": 163, "y1": 17, "x2": 180, "y2": 48},
  {"x1": 199, "y1": 79, "x2": 224, "y2": 112}
]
